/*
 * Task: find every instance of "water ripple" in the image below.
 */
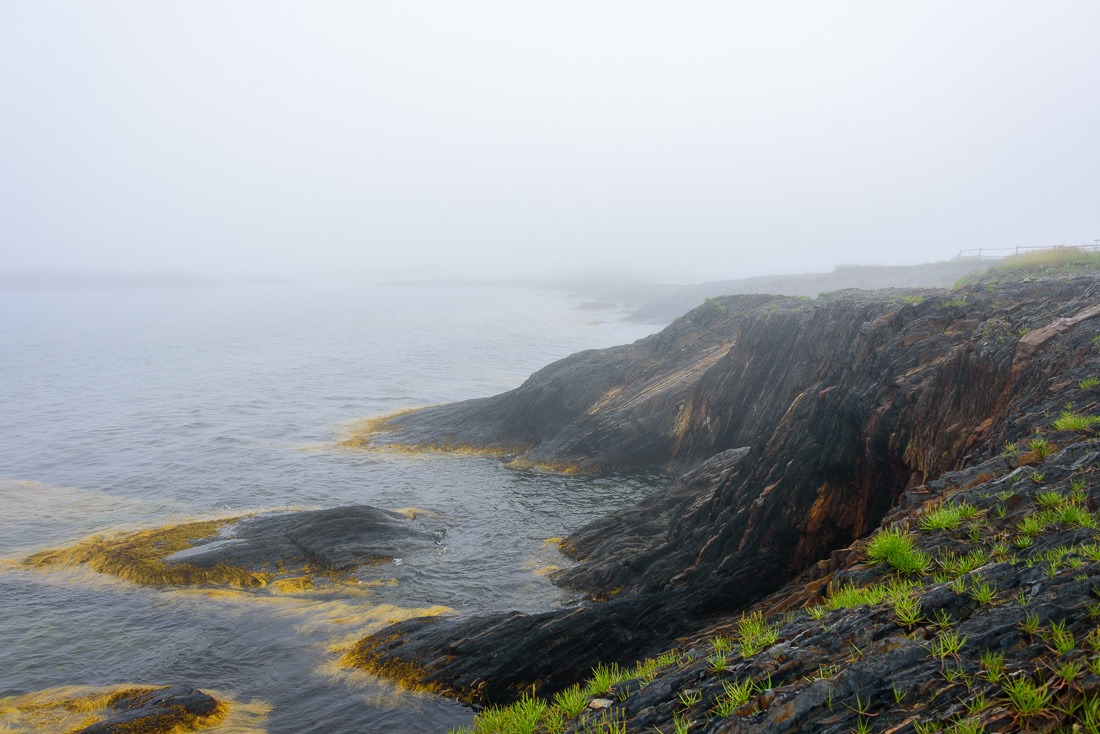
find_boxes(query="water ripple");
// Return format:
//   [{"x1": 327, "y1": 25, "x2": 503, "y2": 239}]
[{"x1": 0, "y1": 284, "x2": 658, "y2": 732}]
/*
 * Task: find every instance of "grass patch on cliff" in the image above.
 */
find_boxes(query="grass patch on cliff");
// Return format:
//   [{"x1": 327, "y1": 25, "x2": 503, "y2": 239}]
[
  {"x1": 22, "y1": 519, "x2": 272, "y2": 588},
  {"x1": 712, "y1": 678, "x2": 756, "y2": 716},
  {"x1": 447, "y1": 654, "x2": 670, "y2": 734},
  {"x1": 993, "y1": 247, "x2": 1100, "y2": 274},
  {"x1": 866, "y1": 527, "x2": 932, "y2": 574},
  {"x1": 1053, "y1": 410, "x2": 1100, "y2": 432},
  {"x1": 584, "y1": 663, "x2": 628, "y2": 696},
  {"x1": 937, "y1": 549, "x2": 988, "y2": 578},
  {"x1": 822, "y1": 582, "x2": 889, "y2": 610},
  {"x1": 920, "y1": 502, "x2": 979, "y2": 532},
  {"x1": 464, "y1": 693, "x2": 547, "y2": 734},
  {"x1": 734, "y1": 610, "x2": 781, "y2": 657},
  {"x1": 552, "y1": 685, "x2": 590, "y2": 718}
]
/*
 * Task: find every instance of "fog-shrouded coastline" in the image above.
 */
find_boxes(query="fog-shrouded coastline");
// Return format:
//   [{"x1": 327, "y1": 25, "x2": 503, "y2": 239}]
[
  {"x1": 0, "y1": 280, "x2": 660, "y2": 733},
  {"x1": 392, "y1": 256, "x2": 999, "y2": 324},
  {"x1": 329, "y1": 254, "x2": 1100, "y2": 733},
  {"x1": 5, "y1": 254, "x2": 1098, "y2": 733},
  {"x1": 0, "y1": 271, "x2": 305, "y2": 290}
]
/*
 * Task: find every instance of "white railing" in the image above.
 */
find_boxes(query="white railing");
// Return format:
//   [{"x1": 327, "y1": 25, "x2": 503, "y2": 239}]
[{"x1": 953, "y1": 242, "x2": 1100, "y2": 260}]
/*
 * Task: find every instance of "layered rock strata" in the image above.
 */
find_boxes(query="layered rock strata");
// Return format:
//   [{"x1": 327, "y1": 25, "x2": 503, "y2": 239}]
[{"x1": 348, "y1": 274, "x2": 1100, "y2": 706}]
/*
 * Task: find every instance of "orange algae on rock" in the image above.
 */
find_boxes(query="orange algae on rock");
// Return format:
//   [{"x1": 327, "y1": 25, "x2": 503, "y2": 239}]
[
  {"x1": 341, "y1": 408, "x2": 612, "y2": 474},
  {"x1": 391, "y1": 507, "x2": 442, "y2": 521},
  {"x1": 336, "y1": 407, "x2": 434, "y2": 450},
  {"x1": 0, "y1": 684, "x2": 239, "y2": 734},
  {"x1": 341, "y1": 634, "x2": 449, "y2": 700},
  {"x1": 22, "y1": 519, "x2": 271, "y2": 589},
  {"x1": 335, "y1": 604, "x2": 457, "y2": 697},
  {"x1": 502, "y1": 456, "x2": 601, "y2": 475},
  {"x1": 270, "y1": 576, "x2": 313, "y2": 594},
  {"x1": 374, "y1": 441, "x2": 527, "y2": 461}
]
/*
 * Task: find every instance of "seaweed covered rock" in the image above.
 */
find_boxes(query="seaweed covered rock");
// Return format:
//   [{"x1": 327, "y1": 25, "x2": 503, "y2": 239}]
[
  {"x1": 24, "y1": 505, "x2": 444, "y2": 589},
  {"x1": 74, "y1": 685, "x2": 224, "y2": 733},
  {"x1": 172, "y1": 505, "x2": 444, "y2": 572},
  {"x1": 0, "y1": 684, "x2": 231, "y2": 734}
]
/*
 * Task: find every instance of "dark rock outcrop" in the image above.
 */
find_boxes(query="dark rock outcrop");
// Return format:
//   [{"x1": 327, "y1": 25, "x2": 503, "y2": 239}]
[
  {"x1": 25, "y1": 505, "x2": 444, "y2": 588},
  {"x1": 348, "y1": 273, "x2": 1100, "y2": 706},
  {"x1": 75, "y1": 685, "x2": 224, "y2": 733},
  {"x1": 528, "y1": 438, "x2": 1100, "y2": 733},
  {"x1": 174, "y1": 505, "x2": 444, "y2": 573}
]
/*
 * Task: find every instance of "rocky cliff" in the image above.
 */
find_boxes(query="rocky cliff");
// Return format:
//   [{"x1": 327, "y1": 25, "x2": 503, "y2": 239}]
[{"x1": 346, "y1": 271, "x2": 1100, "y2": 725}]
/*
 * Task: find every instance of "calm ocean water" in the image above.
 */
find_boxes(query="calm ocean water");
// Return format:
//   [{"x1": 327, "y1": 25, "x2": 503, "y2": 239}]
[{"x1": 0, "y1": 282, "x2": 658, "y2": 733}]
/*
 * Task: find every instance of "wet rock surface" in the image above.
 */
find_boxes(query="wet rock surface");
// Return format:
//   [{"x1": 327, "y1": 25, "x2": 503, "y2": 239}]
[
  {"x1": 541, "y1": 438, "x2": 1100, "y2": 733},
  {"x1": 24, "y1": 505, "x2": 445, "y2": 588},
  {"x1": 349, "y1": 273, "x2": 1100, "y2": 711},
  {"x1": 178, "y1": 505, "x2": 445, "y2": 573},
  {"x1": 73, "y1": 685, "x2": 223, "y2": 733},
  {"x1": 367, "y1": 277, "x2": 1097, "y2": 482}
]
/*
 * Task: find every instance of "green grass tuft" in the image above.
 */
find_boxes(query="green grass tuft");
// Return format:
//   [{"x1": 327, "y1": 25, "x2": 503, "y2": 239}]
[
  {"x1": 1029, "y1": 436, "x2": 1053, "y2": 459},
  {"x1": 920, "y1": 502, "x2": 978, "y2": 532},
  {"x1": 1001, "y1": 676, "x2": 1054, "y2": 719},
  {"x1": 1053, "y1": 410, "x2": 1100, "y2": 432},
  {"x1": 584, "y1": 663, "x2": 627, "y2": 696},
  {"x1": 472, "y1": 692, "x2": 547, "y2": 734},
  {"x1": 823, "y1": 581, "x2": 901, "y2": 610},
  {"x1": 866, "y1": 528, "x2": 931, "y2": 574},
  {"x1": 1057, "y1": 504, "x2": 1097, "y2": 528},
  {"x1": 979, "y1": 650, "x2": 1004, "y2": 682},
  {"x1": 968, "y1": 577, "x2": 996, "y2": 605},
  {"x1": 735, "y1": 611, "x2": 780, "y2": 657},
  {"x1": 713, "y1": 678, "x2": 756, "y2": 716},
  {"x1": 929, "y1": 629, "x2": 967, "y2": 659},
  {"x1": 553, "y1": 684, "x2": 589, "y2": 719},
  {"x1": 937, "y1": 549, "x2": 987, "y2": 577}
]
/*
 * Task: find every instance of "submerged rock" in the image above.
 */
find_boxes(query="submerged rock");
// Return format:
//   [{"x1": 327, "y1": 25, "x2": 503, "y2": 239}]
[
  {"x1": 177, "y1": 505, "x2": 444, "y2": 572},
  {"x1": 24, "y1": 505, "x2": 444, "y2": 589}
]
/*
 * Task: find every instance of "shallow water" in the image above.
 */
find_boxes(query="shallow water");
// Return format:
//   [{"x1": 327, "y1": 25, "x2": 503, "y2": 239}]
[{"x1": 0, "y1": 282, "x2": 659, "y2": 732}]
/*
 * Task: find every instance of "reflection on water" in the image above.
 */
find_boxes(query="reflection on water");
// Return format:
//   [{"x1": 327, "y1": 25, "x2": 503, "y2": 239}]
[{"x1": 0, "y1": 284, "x2": 659, "y2": 732}]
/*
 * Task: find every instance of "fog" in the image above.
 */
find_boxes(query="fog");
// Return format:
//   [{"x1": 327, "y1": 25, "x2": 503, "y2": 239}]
[{"x1": 1, "y1": 2, "x2": 1097, "y2": 284}]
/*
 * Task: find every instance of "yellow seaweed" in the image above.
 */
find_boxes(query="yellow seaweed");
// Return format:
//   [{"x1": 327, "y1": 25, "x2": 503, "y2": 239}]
[
  {"x1": 0, "y1": 684, "x2": 270, "y2": 734},
  {"x1": 22, "y1": 519, "x2": 270, "y2": 589}
]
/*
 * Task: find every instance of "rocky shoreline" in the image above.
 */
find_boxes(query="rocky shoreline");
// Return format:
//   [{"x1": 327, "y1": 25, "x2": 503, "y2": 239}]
[
  {"x1": 14, "y1": 265, "x2": 1099, "y2": 732},
  {"x1": 344, "y1": 267, "x2": 1100, "y2": 732}
]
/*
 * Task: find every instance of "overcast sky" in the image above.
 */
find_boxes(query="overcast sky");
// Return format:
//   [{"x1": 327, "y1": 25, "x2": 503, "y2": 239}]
[{"x1": 1, "y1": 2, "x2": 1097, "y2": 283}]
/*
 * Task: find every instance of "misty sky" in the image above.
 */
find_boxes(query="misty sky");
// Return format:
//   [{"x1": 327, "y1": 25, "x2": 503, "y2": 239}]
[{"x1": 1, "y1": 2, "x2": 1098, "y2": 283}]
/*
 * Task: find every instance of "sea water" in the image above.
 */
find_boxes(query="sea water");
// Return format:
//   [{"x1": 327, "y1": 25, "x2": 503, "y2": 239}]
[{"x1": 0, "y1": 282, "x2": 659, "y2": 733}]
